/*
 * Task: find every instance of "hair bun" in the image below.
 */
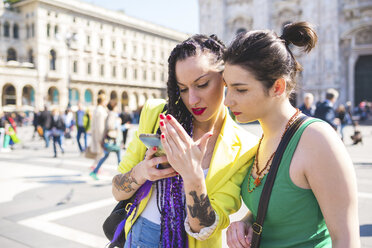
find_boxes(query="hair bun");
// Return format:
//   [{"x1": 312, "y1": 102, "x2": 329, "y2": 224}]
[{"x1": 281, "y1": 22, "x2": 317, "y2": 53}]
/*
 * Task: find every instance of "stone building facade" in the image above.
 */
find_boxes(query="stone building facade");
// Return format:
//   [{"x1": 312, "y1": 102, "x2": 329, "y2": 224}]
[
  {"x1": 198, "y1": 0, "x2": 372, "y2": 106},
  {"x1": 0, "y1": 0, "x2": 188, "y2": 112}
]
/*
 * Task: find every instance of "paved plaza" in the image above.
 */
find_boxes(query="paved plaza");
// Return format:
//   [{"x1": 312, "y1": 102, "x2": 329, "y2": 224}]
[{"x1": 0, "y1": 123, "x2": 371, "y2": 248}]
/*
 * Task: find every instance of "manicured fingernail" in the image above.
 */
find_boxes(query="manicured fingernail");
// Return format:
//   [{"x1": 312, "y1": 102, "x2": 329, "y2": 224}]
[
  {"x1": 208, "y1": 133, "x2": 213, "y2": 137},
  {"x1": 160, "y1": 121, "x2": 165, "y2": 127},
  {"x1": 161, "y1": 134, "x2": 165, "y2": 139},
  {"x1": 153, "y1": 146, "x2": 157, "y2": 151},
  {"x1": 166, "y1": 115, "x2": 172, "y2": 120},
  {"x1": 159, "y1": 114, "x2": 165, "y2": 120},
  {"x1": 176, "y1": 172, "x2": 179, "y2": 175}
]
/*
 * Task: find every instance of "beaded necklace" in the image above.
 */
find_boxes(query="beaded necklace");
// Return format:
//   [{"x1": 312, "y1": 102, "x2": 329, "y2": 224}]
[{"x1": 247, "y1": 109, "x2": 301, "y2": 193}]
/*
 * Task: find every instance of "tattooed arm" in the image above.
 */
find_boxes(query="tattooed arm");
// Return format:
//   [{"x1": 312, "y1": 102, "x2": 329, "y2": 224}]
[
  {"x1": 184, "y1": 178, "x2": 216, "y2": 233},
  {"x1": 112, "y1": 168, "x2": 143, "y2": 201}
]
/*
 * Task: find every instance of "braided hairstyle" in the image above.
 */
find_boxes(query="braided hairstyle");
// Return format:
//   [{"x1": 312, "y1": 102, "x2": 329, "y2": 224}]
[
  {"x1": 167, "y1": 34, "x2": 225, "y2": 136},
  {"x1": 157, "y1": 34, "x2": 225, "y2": 247}
]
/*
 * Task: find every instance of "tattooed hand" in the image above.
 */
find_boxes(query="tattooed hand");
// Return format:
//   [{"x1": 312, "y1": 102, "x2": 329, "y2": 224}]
[{"x1": 187, "y1": 191, "x2": 216, "y2": 227}]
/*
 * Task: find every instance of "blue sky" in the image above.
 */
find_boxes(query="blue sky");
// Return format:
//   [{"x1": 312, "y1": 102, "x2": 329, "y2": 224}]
[{"x1": 81, "y1": 0, "x2": 199, "y2": 34}]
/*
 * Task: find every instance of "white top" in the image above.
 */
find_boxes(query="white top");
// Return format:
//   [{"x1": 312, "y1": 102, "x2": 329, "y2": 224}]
[{"x1": 140, "y1": 168, "x2": 210, "y2": 225}]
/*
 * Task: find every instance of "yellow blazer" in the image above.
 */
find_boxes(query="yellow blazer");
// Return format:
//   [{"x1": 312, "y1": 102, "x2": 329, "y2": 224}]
[{"x1": 117, "y1": 99, "x2": 258, "y2": 248}]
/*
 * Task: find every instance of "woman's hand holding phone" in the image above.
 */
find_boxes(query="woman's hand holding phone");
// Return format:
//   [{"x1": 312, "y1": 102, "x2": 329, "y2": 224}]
[{"x1": 134, "y1": 146, "x2": 177, "y2": 183}]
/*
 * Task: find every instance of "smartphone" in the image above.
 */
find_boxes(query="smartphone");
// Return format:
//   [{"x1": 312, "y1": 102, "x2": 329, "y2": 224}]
[{"x1": 139, "y1": 133, "x2": 170, "y2": 169}]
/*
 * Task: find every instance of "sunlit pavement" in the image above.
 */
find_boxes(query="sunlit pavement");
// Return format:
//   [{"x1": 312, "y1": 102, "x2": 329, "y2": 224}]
[{"x1": 0, "y1": 123, "x2": 371, "y2": 247}]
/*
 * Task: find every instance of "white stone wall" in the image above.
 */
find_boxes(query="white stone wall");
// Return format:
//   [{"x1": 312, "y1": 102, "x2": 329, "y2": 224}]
[{"x1": 198, "y1": 0, "x2": 372, "y2": 106}]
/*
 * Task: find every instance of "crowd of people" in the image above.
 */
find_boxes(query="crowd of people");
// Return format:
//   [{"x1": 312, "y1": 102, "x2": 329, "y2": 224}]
[
  {"x1": 0, "y1": 97, "x2": 135, "y2": 172},
  {"x1": 298, "y1": 89, "x2": 370, "y2": 144}
]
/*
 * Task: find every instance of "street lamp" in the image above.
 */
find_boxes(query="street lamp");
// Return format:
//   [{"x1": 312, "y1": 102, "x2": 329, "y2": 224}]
[{"x1": 64, "y1": 32, "x2": 78, "y2": 108}]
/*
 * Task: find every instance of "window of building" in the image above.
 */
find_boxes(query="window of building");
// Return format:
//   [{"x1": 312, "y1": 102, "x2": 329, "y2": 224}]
[
  {"x1": 47, "y1": 11, "x2": 51, "y2": 16},
  {"x1": 7, "y1": 48, "x2": 17, "y2": 61},
  {"x1": 73, "y1": 17, "x2": 76, "y2": 23},
  {"x1": 4, "y1": 22, "x2": 10, "y2": 37},
  {"x1": 50, "y1": 49, "x2": 56, "y2": 70},
  {"x1": 112, "y1": 40, "x2": 115, "y2": 49},
  {"x1": 54, "y1": 25, "x2": 58, "y2": 37},
  {"x1": 87, "y1": 35, "x2": 90, "y2": 45},
  {"x1": 26, "y1": 24, "x2": 30, "y2": 38},
  {"x1": 47, "y1": 23, "x2": 50, "y2": 37},
  {"x1": 133, "y1": 45, "x2": 137, "y2": 55},
  {"x1": 100, "y1": 64, "x2": 104, "y2": 76},
  {"x1": 100, "y1": 38, "x2": 103, "y2": 48},
  {"x1": 123, "y1": 42, "x2": 126, "y2": 52},
  {"x1": 143, "y1": 70, "x2": 147, "y2": 80},
  {"x1": 152, "y1": 71, "x2": 156, "y2": 81},
  {"x1": 100, "y1": 24, "x2": 103, "y2": 29},
  {"x1": 73, "y1": 61, "x2": 78, "y2": 73},
  {"x1": 161, "y1": 72, "x2": 165, "y2": 81},
  {"x1": 112, "y1": 66, "x2": 116, "y2": 77},
  {"x1": 31, "y1": 23, "x2": 35, "y2": 37},
  {"x1": 87, "y1": 62, "x2": 91, "y2": 75},
  {"x1": 87, "y1": 21, "x2": 90, "y2": 26},
  {"x1": 3, "y1": 85, "x2": 16, "y2": 105},
  {"x1": 28, "y1": 49, "x2": 34, "y2": 64},
  {"x1": 84, "y1": 89, "x2": 93, "y2": 105},
  {"x1": 123, "y1": 66, "x2": 127, "y2": 79},
  {"x1": 134, "y1": 68, "x2": 137, "y2": 80},
  {"x1": 13, "y1": 24, "x2": 19, "y2": 39}
]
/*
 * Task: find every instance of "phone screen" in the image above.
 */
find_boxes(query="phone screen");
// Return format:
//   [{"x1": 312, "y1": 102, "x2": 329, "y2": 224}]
[{"x1": 139, "y1": 133, "x2": 166, "y2": 156}]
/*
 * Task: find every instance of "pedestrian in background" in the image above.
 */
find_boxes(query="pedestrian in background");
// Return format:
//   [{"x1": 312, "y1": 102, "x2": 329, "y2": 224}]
[
  {"x1": 336, "y1": 104, "x2": 351, "y2": 141},
  {"x1": 31, "y1": 109, "x2": 41, "y2": 140},
  {"x1": 119, "y1": 106, "x2": 132, "y2": 150},
  {"x1": 88, "y1": 94, "x2": 108, "y2": 171},
  {"x1": 39, "y1": 106, "x2": 52, "y2": 148},
  {"x1": 76, "y1": 103, "x2": 88, "y2": 152},
  {"x1": 90, "y1": 100, "x2": 121, "y2": 180},
  {"x1": 63, "y1": 108, "x2": 74, "y2": 140},
  {"x1": 0, "y1": 111, "x2": 5, "y2": 151},
  {"x1": 50, "y1": 109, "x2": 65, "y2": 158},
  {"x1": 299, "y1": 92, "x2": 315, "y2": 116},
  {"x1": 314, "y1": 88, "x2": 339, "y2": 130}
]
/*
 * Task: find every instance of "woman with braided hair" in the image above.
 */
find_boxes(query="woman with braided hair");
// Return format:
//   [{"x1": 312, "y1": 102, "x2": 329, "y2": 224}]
[
  {"x1": 112, "y1": 34, "x2": 258, "y2": 248},
  {"x1": 223, "y1": 22, "x2": 360, "y2": 247}
]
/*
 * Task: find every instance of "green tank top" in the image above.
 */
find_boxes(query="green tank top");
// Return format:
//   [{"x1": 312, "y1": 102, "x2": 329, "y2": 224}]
[{"x1": 241, "y1": 118, "x2": 332, "y2": 248}]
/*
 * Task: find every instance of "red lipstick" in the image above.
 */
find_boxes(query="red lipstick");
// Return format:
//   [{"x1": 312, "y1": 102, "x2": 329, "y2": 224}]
[
  {"x1": 233, "y1": 112, "x2": 242, "y2": 116},
  {"x1": 192, "y1": 107, "x2": 207, "y2": 115}
]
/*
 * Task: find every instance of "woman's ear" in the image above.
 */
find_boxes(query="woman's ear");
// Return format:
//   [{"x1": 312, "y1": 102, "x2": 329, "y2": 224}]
[{"x1": 271, "y1": 78, "x2": 286, "y2": 97}]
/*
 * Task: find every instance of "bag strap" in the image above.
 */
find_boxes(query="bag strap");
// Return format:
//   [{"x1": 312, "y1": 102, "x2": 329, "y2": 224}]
[{"x1": 251, "y1": 115, "x2": 308, "y2": 248}]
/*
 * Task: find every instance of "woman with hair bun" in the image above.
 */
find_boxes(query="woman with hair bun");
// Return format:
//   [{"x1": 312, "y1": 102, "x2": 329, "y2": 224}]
[
  {"x1": 112, "y1": 34, "x2": 258, "y2": 248},
  {"x1": 223, "y1": 22, "x2": 360, "y2": 248}
]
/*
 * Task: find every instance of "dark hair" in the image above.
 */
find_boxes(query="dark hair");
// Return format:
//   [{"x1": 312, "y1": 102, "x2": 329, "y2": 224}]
[
  {"x1": 97, "y1": 94, "x2": 105, "y2": 104},
  {"x1": 156, "y1": 34, "x2": 225, "y2": 247},
  {"x1": 107, "y1": 99, "x2": 117, "y2": 111},
  {"x1": 223, "y1": 22, "x2": 317, "y2": 94},
  {"x1": 167, "y1": 34, "x2": 225, "y2": 135}
]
